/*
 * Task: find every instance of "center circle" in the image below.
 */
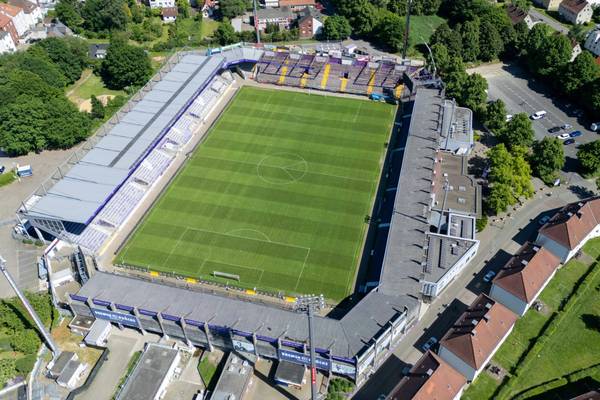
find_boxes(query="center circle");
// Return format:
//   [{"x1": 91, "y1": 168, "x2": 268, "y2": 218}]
[{"x1": 257, "y1": 152, "x2": 308, "y2": 184}]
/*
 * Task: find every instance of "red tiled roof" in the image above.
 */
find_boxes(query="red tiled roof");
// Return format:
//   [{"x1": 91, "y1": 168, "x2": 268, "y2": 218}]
[
  {"x1": 506, "y1": 4, "x2": 528, "y2": 25},
  {"x1": 388, "y1": 351, "x2": 466, "y2": 400},
  {"x1": 440, "y1": 294, "x2": 517, "y2": 370},
  {"x1": 560, "y1": 0, "x2": 590, "y2": 13},
  {"x1": 539, "y1": 197, "x2": 600, "y2": 250},
  {"x1": 493, "y1": 242, "x2": 560, "y2": 303},
  {"x1": 161, "y1": 6, "x2": 178, "y2": 17},
  {"x1": 0, "y1": 2, "x2": 23, "y2": 17},
  {"x1": 7, "y1": 0, "x2": 37, "y2": 14},
  {"x1": 279, "y1": 0, "x2": 315, "y2": 6}
]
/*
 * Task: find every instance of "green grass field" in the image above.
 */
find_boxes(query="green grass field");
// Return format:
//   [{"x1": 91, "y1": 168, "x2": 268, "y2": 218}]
[{"x1": 116, "y1": 87, "x2": 395, "y2": 301}]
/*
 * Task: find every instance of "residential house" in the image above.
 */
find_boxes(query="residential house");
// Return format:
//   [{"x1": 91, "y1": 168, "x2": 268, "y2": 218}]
[
  {"x1": 0, "y1": 13, "x2": 18, "y2": 46},
  {"x1": 537, "y1": 197, "x2": 600, "y2": 263},
  {"x1": 506, "y1": 4, "x2": 535, "y2": 29},
  {"x1": 89, "y1": 43, "x2": 108, "y2": 59},
  {"x1": 533, "y1": 0, "x2": 562, "y2": 10},
  {"x1": 570, "y1": 39, "x2": 582, "y2": 61},
  {"x1": 559, "y1": 0, "x2": 593, "y2": 24},
  {"x1": 7, "y1": 0, "x2": 42, "y2": 31},
  {"x1": 438, "y1": 294, "x2": 518, "y2": 381},
  {"x1": 161, "y1": 6, "x2": 178, "y2": 23},
  {"x1": 278, "y1": 0, "x2": 315, "y2": 11},
  {"x1": 585, "y1": 26, "x2": 600, "y2": 56},
  {"x1": 253, "y1": 6, "x2": 294, "y2": 32},
  {"x1": 46, "y1": 21, "x2": 73, "y2": 38},
  {"x1": 263, "y1": 0, "x2": 279, "y2": 7},
  {"x1": 0, "y1": 30, "x2": 16, "y2": 54},
  {"x1": 490, "y1": 243, "x2": 561, "y2": 316},
  {"x1": 387, "y1": 351, "x2": 467, "y2": 400},
  {"x1": 0, "y1": 3, "x2": 28, "y2": 37},
  {"x1": 297, "y1": 6, "x2": 323, "y2": 38},
  {"x1": 149, "y1": 0, "x2": 175, "y2": 9}
]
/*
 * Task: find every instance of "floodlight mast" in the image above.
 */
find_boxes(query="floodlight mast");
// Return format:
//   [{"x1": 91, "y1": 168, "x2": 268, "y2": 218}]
[
  {"x1": 0, "y1": 255, "x2": 59, "y2": 356},
  {"x1": 296, "y1": 295, "x2": 325, "y2": 400}
]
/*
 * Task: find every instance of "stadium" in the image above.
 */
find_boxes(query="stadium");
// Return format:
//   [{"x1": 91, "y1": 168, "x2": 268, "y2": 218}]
[{"x1": 17, "y1": 43, "x2": 481, "y2": 385}]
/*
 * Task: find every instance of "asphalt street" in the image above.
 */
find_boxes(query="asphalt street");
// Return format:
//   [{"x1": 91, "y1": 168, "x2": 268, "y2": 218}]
[
  {"x1": 471, "y1": 63, "x2": 596, "y2": 172},
  {"x1": 528, "y1": 9, "x2": 569, "y2": 35}
]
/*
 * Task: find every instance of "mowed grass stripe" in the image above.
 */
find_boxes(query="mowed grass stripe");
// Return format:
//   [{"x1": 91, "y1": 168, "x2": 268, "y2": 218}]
[{"x1": 117, "y1": 86, "x2": 394, "y2": 300}]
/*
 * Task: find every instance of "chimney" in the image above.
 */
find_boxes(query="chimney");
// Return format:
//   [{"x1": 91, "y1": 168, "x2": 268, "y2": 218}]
[
  {"x1": 485, "y1": 302, "x2": 492, "y2": 310},
  {"x1": 567, "y1": 212, "x2": 574, "y2": 217},
  {"x1": 471, "y1": 319, "x2": 478, "y2": 326},
  {"x1": 521, "y1": 260, "x2": 528, "y2": 266}
]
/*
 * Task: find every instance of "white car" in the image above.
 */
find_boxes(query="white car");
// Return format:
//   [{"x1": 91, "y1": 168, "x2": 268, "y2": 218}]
[
  {"x1": 505, "y1": 114, "x2": 513, "y2": 122},
  {"x1": 483, "y1": 271, "x2": 496, "y2": 282},
  {"x1": 557, "y1": 133, "x2": 570, "y2": 140},
  {"x1": 531, "y1": 111, "x2": 547, "y2": 120}
]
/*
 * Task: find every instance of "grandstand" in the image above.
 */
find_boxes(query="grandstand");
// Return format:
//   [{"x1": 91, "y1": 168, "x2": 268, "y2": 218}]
[
  {"x1": 19, "y1": 47, "x2": 262, "y2": 253},
  {"x1": 255, "y1": 50, "x2": 415, "y2": 97}
]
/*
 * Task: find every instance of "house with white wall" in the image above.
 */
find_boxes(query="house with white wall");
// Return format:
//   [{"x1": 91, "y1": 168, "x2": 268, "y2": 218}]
[
  {"x1": 438, "y1": 294, "x2": 517, "y2": 382},
  {"x1": 490, "y1": 242, "x2": 561, "y2": 316},
  {"x1": 585, "y1": 26, "x2": 600, "y2": 57},
  {"x1": 149, "y1": 0, "x2": 175, "y2": 9},
  {"x1": 0, "y1": 3, "x2": 28, "y2": 37},
  {"x1": 0, "y1": 30, "x2": 16, "y2": 54},
  {"x1": 559, "y1": 0, "x2": 593, "y2": 24},
  {"x1": 7, "y1": 0, "x2": 42, "y2": 31},
  {"x1": 536, "y1": 197, "x2": 600, "y2": 263}
]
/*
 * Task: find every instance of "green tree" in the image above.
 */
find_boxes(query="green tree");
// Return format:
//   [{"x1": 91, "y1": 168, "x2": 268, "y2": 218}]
[
  {"x1": 526, "y1": 24, "x2": 571, "y2": 76},
  {"x1": 459, "y1": 72, "x2": 488, "y2": 112},
  {"x1": 90, "y1": 95, "x2": 105, "y2": 119},
  {"x1": 560, "y1": 51, "x2": 600, "y2": 96},
  {"x1": 55, "y1": 0, "x2": 83, "y2": 29},
  {"x1": 484, "y1": 99, "x2": 507, "y2": 132},
  {"x1": 531, "y1": 137, "x2": 565, "y2": 184},
  {"x1": 374, "y1": 10, "x2": 405, "y2": 52},
  {"x1": 0, "y1": 359, "x2": 16, "y2": 388},
  {"x1": 219, "y1": 0, "x2": 249, "y2": 19},
  {"x1": 0, "y1": 47, "x2": 67, "y2": 89},
  {"x1": 584, "y1": 78, "x2": 600, "y2": 116},
  {"x1": 176, "y1": 0, "x2": 190, "y2": 18},
  {"x1": 335, "y1": 0, "x2": 378, "y2": 36},
  {"x1": 213, "y1": 19, "x2": 238, "y2": 45},
  {"x1": 100, "y1": 35, "x2": 152, "y2": 89},
  {"x1": 36, "y1": 37, "x2": 89, "y2": 84},
  {"x1": 321, "y1": 15, "x2": 351, "y2": 40},
  {"x1": 81, "y1": 0, "x2": 131, "y2": 32},
  {"x1": 478, "y1": 20, "x2": 503, "y2": 61},
  {"x1": 429, "y1": 43, "x2": 451, "y2": 74},
  {"x1": 430, "y1": 23, "x2": 462, "y2": 56},
  {"x1": 487, "y1": 144, "x2": 534, "y2": 214},
  {"x1": 10, "y1": 329, "x2": 40, "y2": 354},
  {"x1": 577, "y1": 140, "x2": 600, "y2": 176},
  {"x1": 459, "y1": 19, "x2": 480, "y2": 62},
  {"x1": 497, "y1": 113, "x2": 534, "y2": 149},
  {"x1": 15, "y1": 355, "x2": 37, "y2": 375}
]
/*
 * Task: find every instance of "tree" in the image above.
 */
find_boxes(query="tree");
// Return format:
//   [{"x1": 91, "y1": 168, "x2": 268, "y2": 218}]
[
  {"x1": 577, "y1": 140, "x2": 600, "y2": 176},
  {"x1": 321, "y1": 15, "x2": 351, "y2": 40},
  {"x1": 35, "y1": 37, "x2": 89, "y2": 84},
  {"x1": 442, "y1": 56, "x2": 468, "y2": 101},
  {"x1": 213, "y1": 19, "x2": 238, "y2": 45},
  {"x1": 526, "y1": 25, "x2": 571, "y2": 76},
  {"x1": 478, "y1": 20, "x2": 503, "y2": 61},
  {"x1": 429, "y1": 43, "x2": 451, "y2": 74},
  {"x1": 55, "y1": 0, "x2": 83, "y2": 29},
  {"x1": 374, "y1": 10, "x2": 405, "y2": 52},
  {"x1": 487, "y1": 144, "x2": 534, "y2": 214},
  {"x1": 584, "y1": 78, "x2": 600, "y2": 116},
  {"x1": 497, "y1": 113, "x2": 534, "y2": 149},
  {"x1": 0, "y1": 47, "x2": 67, "y2": 89},
  {"x1": 100, "y1": 35, "x2": 152, "y2": 89},
  {"x1": 560, "y1": 51, "x2": 600, "y2": 96},
  {"x1": 484, "y1": 99, "x2": 507, "y2": 132},
  {"x1": 459, "y1": 19, "x2": 480, "y2": 62},
  {"x1": 430, "y1": 23, "x2": 462, "y2": 56},
  {"x1": 335, "y1": 0, "x2": 378, "y2": 36},
  {"x1": 81, "y1": 0, "x2": 131, "y2": 32},
  {"x1": 459, "y1": 73, "x2": 487, "y2": 112},
  {"x1": 531, "y1": 137, "x2": 565, "y2": 184},
  {"x1": 219, "y1": 0, "x2": 249, "y2": 19},
  {"x1": 176, "y1": 0, "x2": 190, "y2": 18},
  {"x1": 0, "y1": 359, "x2": 16, "y2": 388},
  {"x1": 90, "y1": 95, "x2": 105, "y2": 119},
  {"x1": 10, "y1": 329, "x2": 40, "y2": 354}
]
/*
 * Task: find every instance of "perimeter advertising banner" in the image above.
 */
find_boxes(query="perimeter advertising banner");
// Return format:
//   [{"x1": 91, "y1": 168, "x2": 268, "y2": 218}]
[
  {"x1": 232, "y1": 339, "x2": 255, "y2": 354},
  {"x1": 278, "y1": 349, "x2": 331, "y2": 371},
  {"x1": 91, "y1": 308, "x2": 139, "y2": 328}
]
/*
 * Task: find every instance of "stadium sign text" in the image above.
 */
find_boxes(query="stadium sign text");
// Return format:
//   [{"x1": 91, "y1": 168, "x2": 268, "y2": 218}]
[
  {"x1": 91, "y1": 308, "x2": 139, "y2": 328},
  {"x1": 278, "y1": 349, "x2": 331, "y2": 370}
]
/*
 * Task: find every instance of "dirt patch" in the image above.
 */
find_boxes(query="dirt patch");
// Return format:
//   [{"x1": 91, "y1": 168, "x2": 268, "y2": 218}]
[
  {"x1": 52, "y1": 319, "x2": 102, "y2": 366},
  {"x1": 152, "y1": 56, "x2": 166, "y2": 63},
  {"x1": 77, "y1": 94, "x2": 115, "y2": 113}
]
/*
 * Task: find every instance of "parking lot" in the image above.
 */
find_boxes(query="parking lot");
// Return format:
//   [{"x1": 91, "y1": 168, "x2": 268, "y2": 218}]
[{"x1": 471, "y1": 63, "x2": 596, "y2": 163}]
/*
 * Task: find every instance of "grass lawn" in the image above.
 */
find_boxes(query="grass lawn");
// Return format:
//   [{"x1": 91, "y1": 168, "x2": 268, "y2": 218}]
[
  {"x1": 201, "y1": 17, "x2": 219, "y2": 38},
  {"x1": 463, "y1": 239, "x2": 600, "y2": 400},
  {"x1": 409, "y1": 15, "x2": 447, "y2": 47},
  {"x1": 198, "y1": 356, "x2": 218, "y2": 387},
  {"x1": 116, "y1": 86, "x2": 395, "y2": 301},
  {"x1": 67, "y1": 70, "x2": 126, "y2": 103}
]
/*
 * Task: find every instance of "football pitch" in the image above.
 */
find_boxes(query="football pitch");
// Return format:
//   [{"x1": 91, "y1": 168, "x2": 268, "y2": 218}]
[{"x1": 116, "y1": 87, "x2": 396, "y2": 301}]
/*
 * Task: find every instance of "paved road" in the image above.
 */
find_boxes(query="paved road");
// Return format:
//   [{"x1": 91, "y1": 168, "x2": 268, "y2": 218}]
[
  {"x1": 353, "y1": 179, "x2": 595, "y2": 399},
  {"x1": 470, "y1": 63, "x2": 595, "y2": 173},
  {"x1": 528, "y1": 9, "x2": 569, "y2": 35}
]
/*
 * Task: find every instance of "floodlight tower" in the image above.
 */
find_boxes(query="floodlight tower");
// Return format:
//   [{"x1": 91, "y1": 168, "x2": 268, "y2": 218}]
[
  {"x1": 0, "y1": 255, "x2": 59, "y2": 356},
  {"x1": 402, "y1": 0, "x2": 413, "y2": 60},
  {"x1": 253, "y1": 0, "x2": 261, "y2": 44},
  {"x1": 296, "y1": 294, "x2": 325, "y2": 400}
]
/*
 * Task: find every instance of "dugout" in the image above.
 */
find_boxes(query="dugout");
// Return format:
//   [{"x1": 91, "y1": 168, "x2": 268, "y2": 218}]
[{"x1": 274, "y1": 361, "x2": 305, "y2": 388}]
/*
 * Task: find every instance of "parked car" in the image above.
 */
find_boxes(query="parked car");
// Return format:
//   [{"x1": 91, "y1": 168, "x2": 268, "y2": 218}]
[
  {"x1": 538, "y1": 215, "x2": 551, "y2": 226},
  {"x1": 564, "y1": 138, "x2": 575, "y2": 145},
  {"x1": 531, "y1": 111, "x2": 547, "y2": 120},
  {"x1": 422, "y1": 337, "x2": 438, "y2": 352},
  {"x1": 0, "y1": 165, "x2": 4, "y2": 174},
  {"x1": 505, "y1": 114, "x2": 513, "y2": 122},
  {"x1": 569, "y1": 130, "x2": 583, "y2": 138},
  {"x1": 483, "y1": 271, "x2": 496, "y2": 283},
  {"x1": 549, "y1": 126, "x2": 561, "y2": 133},
  {"x1": 557, "y1": 133, "x2": 570, "y2": 140},
  {"x1": 591, "y1": 122, "x2": 600, "y2": 132},
  {"x1": 561, "y1": 123, "x2": 572, "y2": 130}
]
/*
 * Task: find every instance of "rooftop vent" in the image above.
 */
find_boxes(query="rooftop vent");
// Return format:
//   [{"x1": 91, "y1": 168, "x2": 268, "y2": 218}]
[
  {"x1": 521, "y1": 260, "x2": 529, "y2": 266},
  {"x1": 485, "y1": 302, "x2": 492, "y2": 309},
  {"x1": 568, "y1": 212, "x2": 574, "y2": 217},
  {"x1": 471, "y1": 319, "x2": 478, "y2": 326},
  {"x1": 533, "y1": 246, "x2": 540, "y2": 252},
  {"x1": 426, "y1": 368, "x2": 434, "y2": 376}
]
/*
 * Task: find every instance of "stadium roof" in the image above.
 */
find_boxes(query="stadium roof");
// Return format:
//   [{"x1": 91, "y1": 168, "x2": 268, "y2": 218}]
[{"x1": 24, "y1": 54, "x2": 225, "y2": 224}]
